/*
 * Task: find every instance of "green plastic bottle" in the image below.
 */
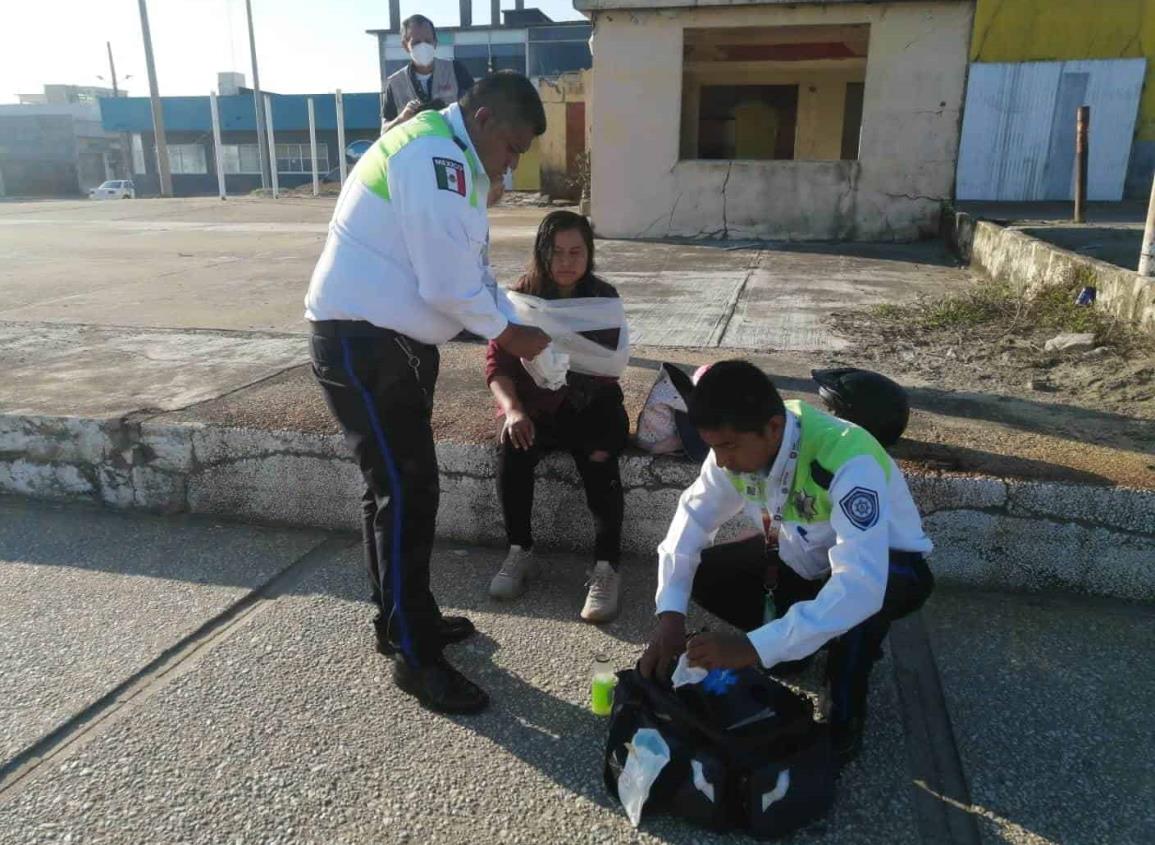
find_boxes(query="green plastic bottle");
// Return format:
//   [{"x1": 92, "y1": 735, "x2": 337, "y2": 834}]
[{"x1": 591, "y1": 654, "x2": 616, "y2": 716}]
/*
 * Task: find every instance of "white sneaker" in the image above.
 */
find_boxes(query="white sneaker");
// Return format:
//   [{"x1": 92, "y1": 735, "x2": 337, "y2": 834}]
[
  {"x1": 581, "y1": 561, "x2": 621, "y2": 623},
  {"x1": 489, "y1": 545, "x2": 538, "y2": 600}
]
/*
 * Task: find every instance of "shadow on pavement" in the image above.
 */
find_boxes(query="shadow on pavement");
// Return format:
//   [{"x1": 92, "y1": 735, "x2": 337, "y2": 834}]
[{"x1": 892, "y1": 439, "x2": 1115, "y2": 485}]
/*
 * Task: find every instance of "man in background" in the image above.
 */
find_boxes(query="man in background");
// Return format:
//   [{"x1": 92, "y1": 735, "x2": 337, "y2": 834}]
[{"x1": 381, "y1": 14, "x2": 475, "y2": 135}]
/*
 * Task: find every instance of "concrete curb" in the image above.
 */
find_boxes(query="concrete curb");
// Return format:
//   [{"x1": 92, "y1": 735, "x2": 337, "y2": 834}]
[
  {"x1": 943, "y1": 206, "x2": 1155, "y2": 331},
  {"x1": 3, "y1": 413, "x2": 1153, "y2": 602}
]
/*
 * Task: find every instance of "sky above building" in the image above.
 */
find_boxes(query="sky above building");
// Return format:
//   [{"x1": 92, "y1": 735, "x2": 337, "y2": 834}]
[{"x1": 0, "y1": 0, "x2": 583, "y2": 103}]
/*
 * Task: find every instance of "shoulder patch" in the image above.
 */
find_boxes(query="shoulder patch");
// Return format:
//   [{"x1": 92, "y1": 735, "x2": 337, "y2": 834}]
[
  {"x1": 839, "y1": 487, "x2": 880, "y2": 531},
  {"x1": 433, "y1": 157, "x2": 466, "y2": 196}
]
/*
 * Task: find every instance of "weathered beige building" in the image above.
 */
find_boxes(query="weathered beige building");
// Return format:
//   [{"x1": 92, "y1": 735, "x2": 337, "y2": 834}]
[{"x1": 575, "y1": 0, "x2": 974, "y2": 240}]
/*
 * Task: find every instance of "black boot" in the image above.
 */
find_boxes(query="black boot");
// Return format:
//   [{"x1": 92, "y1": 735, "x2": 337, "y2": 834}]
[
  {"x1": 375, "y1": 615, "x2": 476, "y2": 656},
  {"x1": 392, "y1": 656, "x2": 490, "y2": 714}
]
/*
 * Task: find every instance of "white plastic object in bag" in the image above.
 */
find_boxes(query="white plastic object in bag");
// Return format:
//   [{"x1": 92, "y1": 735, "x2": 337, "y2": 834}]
[
  {"x1": 498, "y1": 290, "x2": 629, "y2": 378},
  {"x1": 691, "y1": 759, "x2": 716, "y2": 803},
  {"x1": 761, "y1": 769, "x2": 791, "y2": 811},
  {"x1": 521, "y1": 345, "x2": 570, "y2": 391},
  {"x1": 671, "y1": 653, "x2": 708, "y2": 689},
  {"x1": 618, "y1": 728, "x2": 671, "y2": 827}
]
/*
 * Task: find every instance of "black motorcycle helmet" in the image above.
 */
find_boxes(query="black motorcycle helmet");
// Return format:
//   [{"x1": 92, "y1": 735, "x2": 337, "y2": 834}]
[{"x1": 811, "y1": 368, "x2": 910, "y2": 448}]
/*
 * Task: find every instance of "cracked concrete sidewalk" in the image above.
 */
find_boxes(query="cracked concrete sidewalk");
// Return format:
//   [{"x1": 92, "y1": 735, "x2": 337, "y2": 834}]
[
  {"x1": 1, "y1": 501, "x2": 1151, "y2": 845},
  {"x1": 1, "y1": 197, "x2": 1153, "y2": 603}
]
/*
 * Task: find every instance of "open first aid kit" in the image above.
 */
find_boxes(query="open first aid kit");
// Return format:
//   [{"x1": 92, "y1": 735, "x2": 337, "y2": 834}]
[{"x1": 603, "y1": 664, "x2": 835, "y2": 838}]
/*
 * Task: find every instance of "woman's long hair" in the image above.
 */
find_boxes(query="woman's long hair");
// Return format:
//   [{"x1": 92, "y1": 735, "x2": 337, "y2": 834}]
[{"x1": 512, "y1": 210, "x2": 596, "y2": 297}]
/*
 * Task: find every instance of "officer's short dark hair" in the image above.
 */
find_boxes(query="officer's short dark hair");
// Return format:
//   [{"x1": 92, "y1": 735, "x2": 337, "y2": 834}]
[
  {"x1": 461, "y1": 70, "x2": 547, "y2": 137},
  {"x1": 689, "y1": 361, "x2": 786, "y2": 434},
  {"x1": 402, "y1": 14, "x2": 437, "y2": 43}
]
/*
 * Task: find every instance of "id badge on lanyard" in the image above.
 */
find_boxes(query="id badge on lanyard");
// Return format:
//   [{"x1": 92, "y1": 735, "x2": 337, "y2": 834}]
[{"x1": 760, "y1": 418, "x2": 801, "y2": 589}]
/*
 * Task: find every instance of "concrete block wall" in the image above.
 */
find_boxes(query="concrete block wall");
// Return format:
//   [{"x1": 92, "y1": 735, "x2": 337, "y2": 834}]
[
  {"x1": 3, "y1": 413, "x2": 1153, "y2": 602},
  {"x1": 943, "y1": 207, "x2": 1155, "y2": 331}
]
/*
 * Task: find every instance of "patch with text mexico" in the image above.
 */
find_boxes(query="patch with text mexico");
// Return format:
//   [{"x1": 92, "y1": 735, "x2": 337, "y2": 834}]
[
  {"x1": 839, "y1": 487, "x2": 879, "y2": 531},
  {"x1": 433, "y1": 157, "x2": 466, "y2": 196}
]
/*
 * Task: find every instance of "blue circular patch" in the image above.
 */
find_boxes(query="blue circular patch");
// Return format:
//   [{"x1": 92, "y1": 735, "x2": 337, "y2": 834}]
[{"x1": 839, "y1": 487, "x2": 880, "y2": 530}]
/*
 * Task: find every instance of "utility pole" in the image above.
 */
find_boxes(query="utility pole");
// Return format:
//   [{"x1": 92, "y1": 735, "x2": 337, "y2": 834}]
[
  {"x1": 246, "y1": 0, "x2": 271, "y2": 190},
  {"x1": 106, "y1": 41, "x2": 120, "y2": 96},
  {"x1": 106, "y1": 41, "x2": 134, "y2": 180},
  {"x1": 137, "y1": 0, "x2": 172, "y2": 196}
]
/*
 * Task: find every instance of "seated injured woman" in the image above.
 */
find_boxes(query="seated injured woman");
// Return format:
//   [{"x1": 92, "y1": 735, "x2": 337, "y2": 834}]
[{"x1": 484, "y1": 210, "x2": 631, "y2": 623}]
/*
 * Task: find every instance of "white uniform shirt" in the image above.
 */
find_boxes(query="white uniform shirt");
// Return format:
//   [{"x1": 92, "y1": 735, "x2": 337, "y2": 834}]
[
  {"x1": 304, "y1": 103, "x2": 508, "y2": 344},
  {"x1": 655, "y1": 407, "x2": 933, "y2": 669}
]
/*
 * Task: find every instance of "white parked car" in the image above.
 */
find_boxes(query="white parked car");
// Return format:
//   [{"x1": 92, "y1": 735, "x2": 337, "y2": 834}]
[{"x1": 89, "y1": 180, "x2": 135, "y2": 200}]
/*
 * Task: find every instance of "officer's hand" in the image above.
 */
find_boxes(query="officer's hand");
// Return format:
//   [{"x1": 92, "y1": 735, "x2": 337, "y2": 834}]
[
  {"x1": 686, "y1": 631, "x2": 760, "y2": 672},
  {"x1": 399, "y1": 99, "x2": 422, "y2": 122},
  {"x1": 639, "y1": 612, "x2": 686, "y2": 680},
  {"x1": 496, "y1": 324, "x2": 550, "y2": 359},
  {"x1": 502, "y1": 408, "x2": 535, "y2": 450}
]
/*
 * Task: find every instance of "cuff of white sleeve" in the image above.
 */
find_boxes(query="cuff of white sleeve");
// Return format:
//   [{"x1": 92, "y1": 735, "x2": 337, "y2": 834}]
[
  {"x1": 466, "y1": 314, "x2": 508, "y2": 342},
  {"x1": 746, "y1": 624, "x2": 784, "y2": 669},
  {"x1": 655, "y1": 587, "x2": 691, "y2": 617}
]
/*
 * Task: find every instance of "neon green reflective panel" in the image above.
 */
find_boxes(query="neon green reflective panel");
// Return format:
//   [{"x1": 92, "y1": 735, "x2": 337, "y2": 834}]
[
  {"x1": 723, "y1": 401, "x2": 892, "y2": 524},
  {"x1": 356, "y1": 110, "x2": 483, "y2": 207}
]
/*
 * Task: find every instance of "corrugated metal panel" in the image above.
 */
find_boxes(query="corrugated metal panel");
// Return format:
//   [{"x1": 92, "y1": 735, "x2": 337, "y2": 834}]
[{"x1": 956, "y1": 59, "x2": 1146, "y2": 201}]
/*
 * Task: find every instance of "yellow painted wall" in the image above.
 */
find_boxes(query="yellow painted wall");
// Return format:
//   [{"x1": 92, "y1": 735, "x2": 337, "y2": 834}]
[
  {"x1": 971, "y1": 0, "x2": 1155, "y2": 141},
  {"x1": 513, "y1": 138, "x2": 541, "y2": 191},
  {"x1": 536, "y1": 71, "x2": 588, "y2": 197},
  {"x1": 681, "y1": 63, "x2": 863, "y2": 159}
]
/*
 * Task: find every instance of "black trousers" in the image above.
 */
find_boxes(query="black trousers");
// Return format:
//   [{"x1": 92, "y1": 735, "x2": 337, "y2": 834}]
[
  {"x1": 310, "y1": 320, "x2": 443, "y2": 667},
  {"x1": 497, "y1": 389, "x2": 628, "y2": 566},
  {"x1": 691, "y1": 536, "x2": 934, "y2": 725}
]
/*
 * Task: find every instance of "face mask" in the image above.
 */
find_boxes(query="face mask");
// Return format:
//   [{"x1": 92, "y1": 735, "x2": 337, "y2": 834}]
[{"x1": 410, "y1": 43, "x2": 436, "y2": 67}]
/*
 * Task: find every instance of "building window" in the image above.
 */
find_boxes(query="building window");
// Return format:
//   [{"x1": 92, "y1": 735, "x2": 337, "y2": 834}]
[
  {"x1": 167, "y1": 144, "x2": 208, "y2": 174},
  {"x1": 454, "y1": 44, "x2": 492, "y2": 79},
  {"x1": 680, "y1": 24, "x2": 870, "y2": 162},
  {"x1": 490, "y1": 43, "x2": 527, "y2": 73},
  {"x1": 696, "y1": 85, "x2": 798, "y2": 160},
  {"x1": 274, "y1": 143, "x2": 330, "y2": 174},
  {"x1": 220, "y1": 143, "x2": 331, "y2": 175},
  {"x1": 528, "y1": 24, "x2": 592, "y2": 77},
  {"x1": 221, "y1": 144, "x2": 262, "y2": 174}
]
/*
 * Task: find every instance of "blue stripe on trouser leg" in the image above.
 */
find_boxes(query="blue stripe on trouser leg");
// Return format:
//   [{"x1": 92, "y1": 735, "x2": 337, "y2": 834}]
[
  {"x1": 836, "y1": 627, "x2": 863, "y2": 721},
  {"x1": 340, "y1": 338, "x2": 417, "y2": 665}
]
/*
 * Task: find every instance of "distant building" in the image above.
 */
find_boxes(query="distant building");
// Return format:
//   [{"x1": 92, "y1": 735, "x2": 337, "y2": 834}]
[
  {"x1": 17, "y1": 85, "x2": 118, "y2": 106},
  {"x1": 368, "y1": 8, "x2": 591, "y2": 96},
  {"x1": 576, "y1": 0, "x2": 974, "y2": 241},
  {"x1": 0, "y1": 86, "x2": 125, "y2": 197},
  {"x1": 957, "y1": 0, "x2": 1155, "y2": 202},
  {"x1": 99, "y1": 88, "x2": 381, "y2": 197}
]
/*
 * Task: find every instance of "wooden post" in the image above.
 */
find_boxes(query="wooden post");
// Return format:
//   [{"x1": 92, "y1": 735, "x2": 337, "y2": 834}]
[{"x1": 1074, "y1": 105, "x2": 1089, "y2": 224}]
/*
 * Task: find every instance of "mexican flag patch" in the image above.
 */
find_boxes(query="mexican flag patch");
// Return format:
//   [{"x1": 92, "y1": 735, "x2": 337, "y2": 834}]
[{"x1": 433, "y1": 157, "x2": 466, "y2": 196}]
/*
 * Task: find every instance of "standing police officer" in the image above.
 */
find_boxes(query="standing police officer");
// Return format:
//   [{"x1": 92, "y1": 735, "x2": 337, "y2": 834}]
[{"x1": 306, "y1": 72, "x2": 549, "y2": 715}]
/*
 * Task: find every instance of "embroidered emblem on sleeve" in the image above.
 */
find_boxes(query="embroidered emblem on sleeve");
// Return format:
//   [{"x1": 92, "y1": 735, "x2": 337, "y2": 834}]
[
  {"x1": 433, "y1": 157, "x2": 466, "y2": 196},
  {"x1": 839, "y1": 487, "x2": 880, "y2": 530}
]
